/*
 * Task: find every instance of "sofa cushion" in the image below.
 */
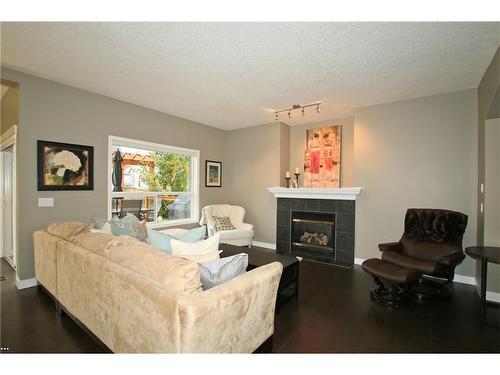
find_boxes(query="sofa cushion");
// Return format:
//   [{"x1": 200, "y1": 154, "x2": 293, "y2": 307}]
[
  {"x1": 198, "y1": 253, "x2": 248, "y2": 290},
  {"x1": 70, "y1": 232, "x2": 131, "y2": 257},
  {"x1": 171, "y1": 233, "x2": 220, "y2": 263},
  {"x1": 47, "y1": 221, "x2": 91, "y2": 241},
  {"x1": 71, "y1": 232, "x2": 202, "y2": 295}
]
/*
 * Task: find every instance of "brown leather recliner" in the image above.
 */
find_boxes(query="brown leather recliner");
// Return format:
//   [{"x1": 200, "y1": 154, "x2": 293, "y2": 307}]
[{"x1": 379, "y1": 208, "x2": 468, "y2": 283}]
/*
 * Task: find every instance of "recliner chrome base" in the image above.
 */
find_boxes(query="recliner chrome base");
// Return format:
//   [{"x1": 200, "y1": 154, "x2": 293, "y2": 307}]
[
  {"x1": 369, "y1": 275, "x2": 412, "y2": 308},
  {"x1": 410, "y1": 277, "x2": 453, "y2": 300}
]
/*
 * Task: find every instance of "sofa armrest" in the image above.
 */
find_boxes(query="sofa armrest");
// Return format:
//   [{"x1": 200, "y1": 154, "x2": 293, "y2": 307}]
[
  {"x1": 378, "y1": 242, "x2": 402, "y2": 253},
  {"x1": 177, "y1": 262, "x2": 283, "y2": 353}
]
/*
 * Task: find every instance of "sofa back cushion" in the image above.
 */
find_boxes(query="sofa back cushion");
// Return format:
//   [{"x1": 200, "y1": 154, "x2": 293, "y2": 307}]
[
  {"x1": 70, "y1": 232, "x2": 202, "y2": 295},
  {"x1": 47, "y1": 221, "x2": 91, "y2": 241}
]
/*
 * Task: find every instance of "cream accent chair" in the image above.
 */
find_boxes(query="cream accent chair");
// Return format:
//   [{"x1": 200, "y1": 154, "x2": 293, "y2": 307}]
[
  {"x1": 199, "y1": 205, "x2": 255, "y2": 247},
  {"x1": 33, "y1": 222, "x2": 282, "y2": 353}
]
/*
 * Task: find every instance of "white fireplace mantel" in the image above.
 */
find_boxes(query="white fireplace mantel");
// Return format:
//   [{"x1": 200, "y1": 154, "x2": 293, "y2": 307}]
[{"x1": 267, "y1": 187, "x2": 363, "y2": 200}]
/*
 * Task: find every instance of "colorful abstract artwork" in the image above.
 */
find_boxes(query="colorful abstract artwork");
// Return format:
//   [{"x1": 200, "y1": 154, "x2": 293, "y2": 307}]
[{"x1": 303, "y1": 125, "x2": 342, "y2": 188}]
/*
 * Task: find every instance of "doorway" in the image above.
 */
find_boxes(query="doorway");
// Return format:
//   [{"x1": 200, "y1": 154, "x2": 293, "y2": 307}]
[{"x1": 1, "y1": 126, "x2": 17, "y2": 271}]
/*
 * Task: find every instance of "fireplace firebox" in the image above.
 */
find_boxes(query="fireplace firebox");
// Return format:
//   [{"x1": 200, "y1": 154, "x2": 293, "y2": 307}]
[
  {"x1": 276, "y1": 198, "x2": 355, "y2": 267},
  {"x1": 291, "y1": 211, "x2": 336, "y2": 263}
]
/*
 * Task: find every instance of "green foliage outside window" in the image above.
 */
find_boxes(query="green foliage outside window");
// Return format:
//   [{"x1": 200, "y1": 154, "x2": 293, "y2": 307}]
[
  {"x1": 157, "y1": 199, "x2": 170, "y2": 220},
  {"x1": 139, "y1": 152, "x2": 190, "y2": 192}
]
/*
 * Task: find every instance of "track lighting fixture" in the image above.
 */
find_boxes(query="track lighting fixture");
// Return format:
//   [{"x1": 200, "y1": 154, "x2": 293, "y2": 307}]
[{"x1": 273, "y1": 102, "x2": 322, "y2": 121}]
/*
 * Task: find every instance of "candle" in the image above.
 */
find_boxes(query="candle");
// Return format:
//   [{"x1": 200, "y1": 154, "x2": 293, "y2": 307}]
[
  {"x1": 295, "y1": 167, "x2": 300, "y2": 174},
  {"x1": 286, "y1": 171, "x2": 290, "y2": 178}
]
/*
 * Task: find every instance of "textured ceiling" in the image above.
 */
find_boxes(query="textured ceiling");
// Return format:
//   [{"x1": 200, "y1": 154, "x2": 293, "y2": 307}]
[{"x1": 1, "y1": 22, "x2": 499, "y2": 130}]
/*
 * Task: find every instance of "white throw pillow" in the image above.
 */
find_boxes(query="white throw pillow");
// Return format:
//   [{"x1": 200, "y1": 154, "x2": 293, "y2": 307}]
[
  {"x1": 160, "y1": 228, "x2": 189, "y2": 239},
  {"x1": 171, "y1": 233, "x2": 220, "y2": 262}
]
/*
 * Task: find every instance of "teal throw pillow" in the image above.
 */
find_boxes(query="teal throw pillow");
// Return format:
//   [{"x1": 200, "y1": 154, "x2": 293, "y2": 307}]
[
  {"x1": 179, "y1": 226, "x2": 206, "y2": 242},
  {"x1": 148, "y1": 226, "x2": 206, "y2": 253},
  {"x1": 147, "y1": 229, "x2": 173, "y2": 253},
  {"x1": 109, "y1": 214, "x2": 147, "y2": 242}
]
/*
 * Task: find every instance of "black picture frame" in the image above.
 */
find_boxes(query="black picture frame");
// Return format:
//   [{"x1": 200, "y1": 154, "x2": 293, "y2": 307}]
[
  {"x1": 205, "y1": 160, "x2": 222, "y2": 187},
  {"x1": 37, "y1": 140, "x2": 94, "y2": 191}
]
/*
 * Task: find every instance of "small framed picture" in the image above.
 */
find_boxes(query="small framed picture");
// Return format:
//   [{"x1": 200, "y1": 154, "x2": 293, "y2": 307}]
[
  {"x1": 205, "y1": 160, "x2": 222, "y2": 187},
  {"x1": 37, "y1": 140, "x2": 94, "y2": 191}
]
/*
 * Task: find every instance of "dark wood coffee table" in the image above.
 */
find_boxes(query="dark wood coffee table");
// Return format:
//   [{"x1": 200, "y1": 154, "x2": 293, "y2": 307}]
[{"x1": 220, "y1": 243, "x2": 299, "y2": 312}]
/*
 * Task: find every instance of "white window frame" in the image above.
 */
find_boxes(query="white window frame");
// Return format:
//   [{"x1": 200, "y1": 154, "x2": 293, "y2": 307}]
[
  {"x1": 1, "y1": 125, "x2": 18, "y2": 271},
  {"x1": 108, "y1": 135, "x2": 200, "y2": 228}
]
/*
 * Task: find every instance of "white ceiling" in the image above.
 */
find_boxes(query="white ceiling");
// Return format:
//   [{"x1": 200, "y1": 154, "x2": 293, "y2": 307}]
[{"x1": 1, "y1": 22, "x2": 499, "y2": 130}]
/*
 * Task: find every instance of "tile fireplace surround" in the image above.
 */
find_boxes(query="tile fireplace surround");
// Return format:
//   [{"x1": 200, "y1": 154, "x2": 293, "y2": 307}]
[{"x1": 268, "y1": 188, "x2": 363, "y2": 267}]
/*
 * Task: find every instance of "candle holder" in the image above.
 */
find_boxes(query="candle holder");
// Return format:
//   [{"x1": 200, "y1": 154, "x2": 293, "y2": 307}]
[
  {"x1": 285, "y1": 177, "x2": 291, "y2": 188},
  {"x1": 294, "y1": 173, "x2": 300, "y2": 188}
]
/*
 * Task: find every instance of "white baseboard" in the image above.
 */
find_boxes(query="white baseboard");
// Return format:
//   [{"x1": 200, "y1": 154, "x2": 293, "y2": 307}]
[
  {"x1": 252, "y1": 241, "x2": 276, "y2": 250},
  {"x1": 354, "y1": 258, "x2": 365, "y2": 266},
  {"x1": 15, "y1": 277, "x2": 37, "y2": 290},
  {"x1": 486, "y1": 291, "x2": 500, "y2": 303},
  {"x1": 452, "y1": 274, "x2": 477, "y2": 286}
]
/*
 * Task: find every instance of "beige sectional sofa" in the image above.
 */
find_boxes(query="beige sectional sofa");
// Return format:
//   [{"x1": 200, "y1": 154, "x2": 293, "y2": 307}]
[{"x1": 33, "y1": 222, "x2": 283, "y2": 353}]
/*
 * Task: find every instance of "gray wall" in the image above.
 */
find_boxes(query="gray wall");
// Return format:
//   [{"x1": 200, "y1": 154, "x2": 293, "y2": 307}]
[
  {"x1": 484, "y1": 118, "x2": 500, "y2": 292},
  {"x1": 289, "y1": 117, "x2": 355, "y2": 187},
  {"x1": 2, "y1": 65, "x2": 491, "y2": 286},
  {"x1": 279, "y1": 122, "x2": 290, "y2": 187},
  {"x1": 1, "y1": 67, "x2": 227, "y2": 280},
  {"x1": 353, "y1": 89, "x2": 478, "y2": 278},
  {"x1": 476, "y1": 47, "x2": 500, "y2": 292},
  {"x1": 224, "y1": 122, "x2": 286, "y2": 244},
  {"x1": 477, "y1": 47, "x2": 500, "y2": 245}
]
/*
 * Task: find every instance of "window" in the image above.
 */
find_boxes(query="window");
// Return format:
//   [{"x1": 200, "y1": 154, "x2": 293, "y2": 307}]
[{"x1": 108, "y1": 136, "x2": 199, "y2": 228}]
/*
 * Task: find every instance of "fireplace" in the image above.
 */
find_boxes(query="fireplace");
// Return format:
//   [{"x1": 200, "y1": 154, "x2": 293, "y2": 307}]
[
  {"x1": 275, "y1": 197, "x2": 356, "y2": 267},
  {"x1": 291, "y1": 211, "x2": 336, "y2": 263}
]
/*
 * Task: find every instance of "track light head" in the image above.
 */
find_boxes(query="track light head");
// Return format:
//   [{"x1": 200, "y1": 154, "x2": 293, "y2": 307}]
[
  {"x1": 302, "y1": 108, "x2": 305, "y2": 116},
  {"x1": 288, "y1": 110, "x2": 291, "y2": 119},
  {"x1": 275, "y1": 112, "x2": 279, "y2": 121},
  {"x1": 316, "y1": 104, "x2": 320, "y2": 113}
]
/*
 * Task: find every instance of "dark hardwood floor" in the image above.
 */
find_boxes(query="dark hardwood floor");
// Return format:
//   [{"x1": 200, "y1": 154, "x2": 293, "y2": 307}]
[{"x1": 1, "y1": 257, "x2": 499, "y2": 353}]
